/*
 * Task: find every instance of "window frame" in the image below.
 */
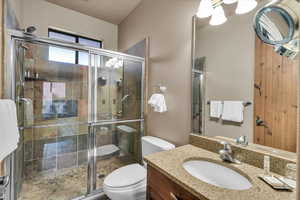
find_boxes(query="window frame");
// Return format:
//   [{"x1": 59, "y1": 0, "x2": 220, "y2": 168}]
[{"x1": 48, "y1": 28, "x2": 103, "y2": 64}]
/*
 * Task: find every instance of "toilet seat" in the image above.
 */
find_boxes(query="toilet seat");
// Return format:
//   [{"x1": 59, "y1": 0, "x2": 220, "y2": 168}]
[
  {"x1": 104, "y1": 163, "x2": 146, "y2": 188},
  {"x1": 103, "y1": 164, "x2": 147, "y2": 200}
]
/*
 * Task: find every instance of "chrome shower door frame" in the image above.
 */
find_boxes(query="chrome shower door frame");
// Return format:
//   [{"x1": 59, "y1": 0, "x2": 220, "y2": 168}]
[{"x1": 3, "y1": 29, "x2": 145, "y2": 200}]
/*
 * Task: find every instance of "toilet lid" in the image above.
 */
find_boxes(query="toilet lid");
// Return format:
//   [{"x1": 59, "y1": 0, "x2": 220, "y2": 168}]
[{"x1": 104, "y1": 164, "x2": 146, "y2": 188}]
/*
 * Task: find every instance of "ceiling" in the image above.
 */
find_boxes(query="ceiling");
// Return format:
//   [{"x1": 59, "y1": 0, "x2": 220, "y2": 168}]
[{"x1": 45, "y1": 0, "x2": 142, "y2": 24}]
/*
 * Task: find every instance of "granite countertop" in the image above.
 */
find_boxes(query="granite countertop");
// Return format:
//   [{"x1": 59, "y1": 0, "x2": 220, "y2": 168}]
[{"x1": 144, "y1": 145, "x2": 296, "y2": 200}]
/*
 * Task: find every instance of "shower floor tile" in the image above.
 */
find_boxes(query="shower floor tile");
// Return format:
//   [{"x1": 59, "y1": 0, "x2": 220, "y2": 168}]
[{"x1": 18, "y1": 156, "x2": 136, "y2": 200}]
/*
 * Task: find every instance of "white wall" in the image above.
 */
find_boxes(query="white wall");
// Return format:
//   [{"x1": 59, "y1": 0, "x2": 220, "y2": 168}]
[
  {"x1": 5, "y1": 0, "x2": 23, "y2": 28},
  {"x1": 196, "y1": 11, "x2": 256, "y2": 142},
  {"x1": 22, "y1": 0, "x2": 118, "y2": 50},
  {"x1": 9, "y1": 0, "x2": 22, "y2": 23},
  {"x1": 119, "y1": 0, "x2": 199, "y2": 146}
]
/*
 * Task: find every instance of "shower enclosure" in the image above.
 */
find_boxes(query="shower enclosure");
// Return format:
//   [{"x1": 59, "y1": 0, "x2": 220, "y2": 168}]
[{"x1": 3, "y1": 30, "x2": 145, "y2": 200}]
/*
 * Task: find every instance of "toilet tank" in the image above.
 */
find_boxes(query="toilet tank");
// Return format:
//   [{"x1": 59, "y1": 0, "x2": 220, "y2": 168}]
[{"x1": 142, "y1": 136, "x2": 175, "y2": 157}]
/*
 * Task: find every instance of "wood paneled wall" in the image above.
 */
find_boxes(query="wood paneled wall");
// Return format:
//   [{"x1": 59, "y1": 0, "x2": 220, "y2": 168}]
[{"x1": 254, "y1": 37, "x2": 298, "y2": 152}]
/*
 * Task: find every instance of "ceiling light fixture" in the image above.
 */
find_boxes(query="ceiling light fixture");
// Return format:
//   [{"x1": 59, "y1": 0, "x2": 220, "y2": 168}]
[
  {"x1": 209, "y1": 4, "x2": 227, "y2": 25},
  {"x1": 197, "y1": 0, "x2": 214, "y2": 18},
  {"x1": 196, "y1": 0, "x2": 258, "y2": 25},
  {"x1": 223, "y1": 0, "x2": 238, "y2": 5}
]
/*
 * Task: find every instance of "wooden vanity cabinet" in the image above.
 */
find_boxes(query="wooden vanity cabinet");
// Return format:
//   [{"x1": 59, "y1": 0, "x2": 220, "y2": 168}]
[{"x1": 147, "y1": 165, "x2": 200, "y2": 200}]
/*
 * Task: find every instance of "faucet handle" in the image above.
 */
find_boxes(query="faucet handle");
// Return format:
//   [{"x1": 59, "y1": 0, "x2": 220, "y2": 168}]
[
  {"x1": 236, "y1": 136, "x2": 248, "y2": 146},
  {"x1": 219, "y1": 141, "x2": 231, "y2": 151}
]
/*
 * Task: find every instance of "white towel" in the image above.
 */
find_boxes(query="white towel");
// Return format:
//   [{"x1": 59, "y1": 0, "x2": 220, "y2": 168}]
[
  {"x1": 222, "y1": 101, "x2": 244, "y2": 123},
  {"x1": 148, "y1": 94, "x2": 167, "y2": 113},
  {"x1": 210, "y1": 101, "x2": 223, "y2": 118},
  {"x1": 0, "y1": 100, "x2": 20, "y2": 161}
]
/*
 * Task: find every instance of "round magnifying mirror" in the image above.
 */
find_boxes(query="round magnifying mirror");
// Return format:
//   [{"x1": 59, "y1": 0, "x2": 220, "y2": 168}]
[{"x1": 254, "y1": 6, "x2": 295, "y2": 45}]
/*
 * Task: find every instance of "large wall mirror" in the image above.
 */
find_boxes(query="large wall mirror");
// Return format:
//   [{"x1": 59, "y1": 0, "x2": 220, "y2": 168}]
[{"x1": 192, "y1": 0, "x2": 299, "y2": 153}]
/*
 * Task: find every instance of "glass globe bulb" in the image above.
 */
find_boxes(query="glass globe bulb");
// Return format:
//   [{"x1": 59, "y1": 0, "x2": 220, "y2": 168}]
[
  {"x1": 197, "y1": 0, "x2": 213, "y2": 18},
  {"x1": 209, "y1": 5, "x2": 227, "y2": 26},
  {"x1": 223, "y1": 0, "x2": 238, "y2": 4},
  {"x1": 235, "y1": 0, "x2": 258, "y2": 14}
]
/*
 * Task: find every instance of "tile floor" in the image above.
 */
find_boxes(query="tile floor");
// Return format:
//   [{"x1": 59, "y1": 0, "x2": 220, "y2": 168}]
[{"x1": 18, "y1": 156, "x2": 135, "y2": 200}]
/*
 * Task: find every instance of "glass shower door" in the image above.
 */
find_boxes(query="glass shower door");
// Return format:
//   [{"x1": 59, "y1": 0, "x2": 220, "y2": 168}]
[
  {"x1": 91, "y1": 54, "x2": 144, "y2": 191},
  {"x1": 10, "y1": 36, "x2": 145, "y2": 200},
  {"x1": 14, "y1": 40, "x2": 90, "y2": 200}
]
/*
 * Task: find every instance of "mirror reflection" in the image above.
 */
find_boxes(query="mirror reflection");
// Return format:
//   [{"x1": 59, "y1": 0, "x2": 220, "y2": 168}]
[{"x1": 192, "y1": 0, "x2": 299, "y2": 153}]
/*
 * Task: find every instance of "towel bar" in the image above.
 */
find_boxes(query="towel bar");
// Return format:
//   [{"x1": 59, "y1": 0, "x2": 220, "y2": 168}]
[{"x1": 207, "y1": 101, "x2": 252, "y2": 107}]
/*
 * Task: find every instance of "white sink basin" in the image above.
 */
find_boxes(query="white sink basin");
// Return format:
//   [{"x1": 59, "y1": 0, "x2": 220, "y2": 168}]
[{"x1": 183, "y1": 160, "x2": 252, "y2": 190}]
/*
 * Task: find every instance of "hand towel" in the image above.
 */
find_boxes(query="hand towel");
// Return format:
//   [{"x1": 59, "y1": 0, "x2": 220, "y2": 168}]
[
  {"x1": 222, "y1": 101, "x2": 244, "y2": 123},
  {"x1": 0, "y1": 100, "x2": 20, "y2": 161},
  {"x1": 148, "y1": 94, "x2": 167, "y2": 113},
  {"x1": 210, "y1": 101, "x2": 223, "y2": 119}
]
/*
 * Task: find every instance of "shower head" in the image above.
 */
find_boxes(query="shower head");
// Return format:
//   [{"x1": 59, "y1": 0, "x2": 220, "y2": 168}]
[{"x1": 25, "y1": 26, "x2": 37, "y2": 34}]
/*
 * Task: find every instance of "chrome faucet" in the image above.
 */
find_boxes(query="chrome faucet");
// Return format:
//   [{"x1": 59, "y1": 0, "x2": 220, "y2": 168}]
[{"x1": 219, "y1": 141, "x2": 240, "y2": 164}]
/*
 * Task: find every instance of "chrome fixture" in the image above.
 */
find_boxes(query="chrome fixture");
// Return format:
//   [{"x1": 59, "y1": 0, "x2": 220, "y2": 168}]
[
  {"x1": 121, "y1": 94, "x2": 130, "y2": 102},
  {"x1": 219, "y1": 141, "x2": 241, "y2": 164},
  {"x1": 236, "y1": 136, "x2": 248, "y2": 146},
  {"x1": 154, "y1": 84, "x2": 167, "y2": 93},
  {"x1": 207, "y1": 101, "x2": 252, "y2": 107},
  {"x1": 254, "y1": 0, "x2": 300, "y2": 59},
  {"x1": 26, "y1": 26, "x2": 36, "y2": 34},
  {"x1": 21, "y1": 26, "x2": 37, "y2": 35},
  {"x1": 97, "y1": 76, "x2": 107, "y2": 86},
  {"x1": 197, "y1": 0, "x2": 258, "y2": 26}
]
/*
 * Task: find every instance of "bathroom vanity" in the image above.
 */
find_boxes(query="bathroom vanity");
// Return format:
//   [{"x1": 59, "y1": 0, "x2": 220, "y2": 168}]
[
  {"x1": 145, "y1": 144, "x2": 296, "y2": 200},
  {"x1": 147, "y1": 165, "x2": 199, "y2": 200}
]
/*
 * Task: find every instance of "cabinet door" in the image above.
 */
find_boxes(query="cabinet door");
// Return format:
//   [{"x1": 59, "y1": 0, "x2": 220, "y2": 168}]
[{"x1": 147, "y1": 166, "x2": 201, "y2": 200}]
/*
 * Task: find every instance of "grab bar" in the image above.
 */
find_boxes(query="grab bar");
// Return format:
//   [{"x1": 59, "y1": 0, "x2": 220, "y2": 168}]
[{"x1": 17, "y1": 97, "x2": 32, "y2": 105}]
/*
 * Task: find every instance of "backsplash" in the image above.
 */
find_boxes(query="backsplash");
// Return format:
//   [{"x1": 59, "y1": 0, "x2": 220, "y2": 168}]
[{"x1": 189, "y1": 134, "x2": 296, "y2": 176}]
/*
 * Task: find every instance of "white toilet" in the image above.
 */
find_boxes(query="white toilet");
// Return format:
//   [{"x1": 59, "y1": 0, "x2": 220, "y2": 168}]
[{"x1": 103, "y1": 136, "x2": 175, "y2": 200}]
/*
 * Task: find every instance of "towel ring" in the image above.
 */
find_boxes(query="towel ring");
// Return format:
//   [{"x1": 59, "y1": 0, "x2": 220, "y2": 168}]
[{"x1": 154, "y1": 84, "x2": 167, "y2": 93}]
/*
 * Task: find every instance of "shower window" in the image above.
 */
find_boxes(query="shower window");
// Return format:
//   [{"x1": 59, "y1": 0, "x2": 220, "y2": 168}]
[{"x1": 48, "y1": 29, "x2": 102, "y2": 65}]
